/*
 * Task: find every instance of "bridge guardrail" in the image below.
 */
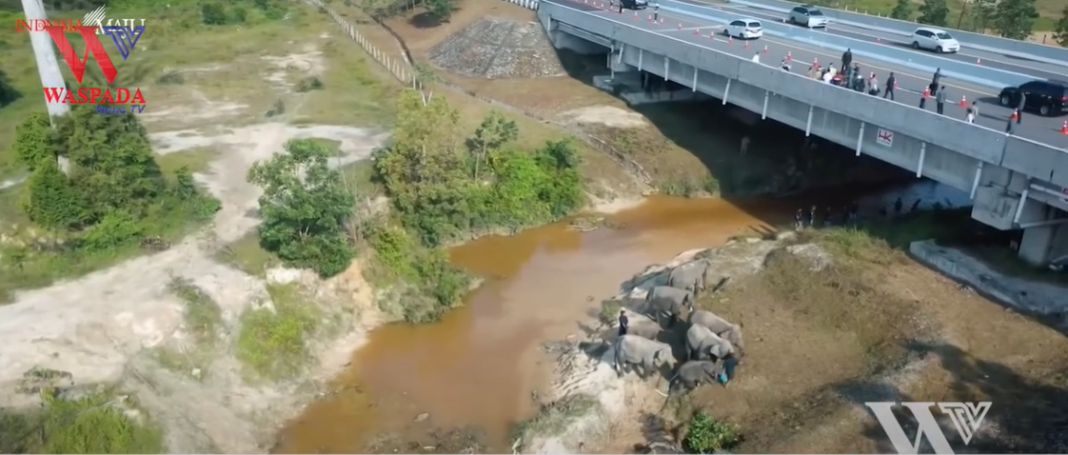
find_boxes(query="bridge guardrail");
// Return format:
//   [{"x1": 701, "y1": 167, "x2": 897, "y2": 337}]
[
  {"x1": 657, "y1": 0, "x2": 1034, "y2": 90},
  {"x1": 724, "y1": 0, "x2": 1068, "y2": 68},
  {"x1": 538, "y1": 0, "x2": 1068, "y2": 188}
]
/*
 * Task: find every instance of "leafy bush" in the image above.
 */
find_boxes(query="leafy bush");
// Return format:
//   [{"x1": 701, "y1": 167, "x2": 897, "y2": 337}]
[
  {"x1": 235, "y1": 284, "x2": 319, "y2": 380},
  {"x1": 683, "y1": 411, "x2": 742, "y2": 454},
  {"x1": 0, "y1": 389, "x2": 163, "y2": 454},
  {"x1": 22, "y1": 158, "x2": 85, "y2": 230},
  {"x1": 13, "y1": 113, "x2": 54, "y2": 171},
  {"x1": 247, "y1": 139, "x2": 355, "y2": 277},
  {"x1": 200, "y1": 2, "x2": 229, "y2": 25},
  {"x1": 0, "y1": 68, "x2": 21, "y2": 107}
]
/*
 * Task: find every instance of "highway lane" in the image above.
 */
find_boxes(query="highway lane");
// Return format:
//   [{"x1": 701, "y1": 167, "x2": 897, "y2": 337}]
[
  {"x1": 706, "y1": 1, "x2": 1068, "y2": 80},
  {"x1": 555, "y1": 0, "x2": 1068, "y2": 148}
]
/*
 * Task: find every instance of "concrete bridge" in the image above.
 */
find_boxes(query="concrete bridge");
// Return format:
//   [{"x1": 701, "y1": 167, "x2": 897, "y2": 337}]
[{"x1": 534, "y1": 0, "x2": 1068, "y2": 266}]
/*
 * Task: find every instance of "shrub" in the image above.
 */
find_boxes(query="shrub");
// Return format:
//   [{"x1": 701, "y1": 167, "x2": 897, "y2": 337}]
[
  {"x1": 683, "y1": 411, "x2": 742, "y2": 453},
  {"x1": 235, "y1": 284, "x2": 319, "y2": 380},
  {"x1": 200, "y1": 2, "x2": 229, "y2": 25},
  {"x1": 22, "y1": 158, "x2": 86, "y2": 230}
]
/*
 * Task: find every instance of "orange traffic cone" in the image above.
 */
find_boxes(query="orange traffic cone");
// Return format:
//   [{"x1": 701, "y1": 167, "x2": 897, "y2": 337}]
[
  {"x1": 1011, "y1": 109, "x2": 1019, "y2": 121},
  {"x1": 744, "y1": 41, "x2": 749, "y2": 50},
  {"x1": 976, "y1": 58, "x2": 981, "y2": 64},
  {"x1": 786, "y1": 51, "x2": 792, "y2": 61},
  {"x1": 922, "y1": 86, "x2": 930, "y2": 98},
  {"x1": 959, "y1": 96, "x2": 966, "y2": 107},
  {"x1": 1061, "y1": 120, "x2": 1067, "y2": 134},
  {"x1": 659, "y1": 18, "x2": 664, "y2": 24},
  {"x1": 709, "y1": 31, "x2": 715, "y2": 39},
  {"x1": 633, "y1": 11, "x2": 638, "y2": 18},
  {"x1": 727, "y1": 36, "x2": 733, "y2": 44},
  {"x1": 678, "y1": 23, "x2": 682, "y2": 30},
  {"x1": 694, "y1": 28, "x2": 700, "y2": 35},
  {"x1": 763, "y1": 44, "x2": 768, "y2": 54}
]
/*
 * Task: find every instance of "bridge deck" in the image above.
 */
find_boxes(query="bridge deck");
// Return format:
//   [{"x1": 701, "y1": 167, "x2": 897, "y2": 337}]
[{"x1": 557, "y1": 0, "x2": 1068, "y2": 149}]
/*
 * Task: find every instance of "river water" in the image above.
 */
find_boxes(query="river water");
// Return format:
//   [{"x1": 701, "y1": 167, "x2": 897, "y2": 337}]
[{"x1": 273, "y1": 180, "x2": 968, "y2": 453}]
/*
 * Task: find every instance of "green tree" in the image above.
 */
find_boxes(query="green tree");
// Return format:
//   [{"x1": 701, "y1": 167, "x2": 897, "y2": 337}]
[
  {"x1": 994, "y1": 0, "x2": 1038, "y2": 40},
  {"x1": 248, "y1": 139, "x2": 355, "y2": 277},
  {"x1": 1052, "y1": 5, "x2": 1068, "y2": 45},
  {"x1": 0, "y1": 68, "x2": 20, "y2": 107},
  {"x1": 917, "y1": 0, "x2": 948, "y2": 26},
  {"x1": 51, "y1": 105, "x2": 165, "y2": 220},
  {"x1": 374, "y1": 90, "x2": 470, "y2": 245},
  {"x1": 889, "y1": 0, "x2": 911, "y2": 20},
  {"x1": 467, "y1": 110, "x2": 518, "y2": 181},
  {"x1": 201, "y1": 2, "x2": 228, "y2": 24},
  {"x1": 23, "y1": 157, "x2": 86, "y2": 229},
  {"x1": 424, "y1": 0, "x2": 454, "y2": 21},
  {"x1": 969, "y1": 0, "x2": 998, "y2": 31},
  {"x1": 13, "y1": 112, "x2": 54, "y2": 171}
]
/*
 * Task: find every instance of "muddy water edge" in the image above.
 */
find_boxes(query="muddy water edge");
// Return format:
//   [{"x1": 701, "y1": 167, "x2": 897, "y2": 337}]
[{"x1": 273, "y1": 181, "x2": 968, "y2": 453}]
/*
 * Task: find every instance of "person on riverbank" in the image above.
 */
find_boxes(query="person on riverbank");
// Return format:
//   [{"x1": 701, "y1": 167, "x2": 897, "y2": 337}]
[
  {"x1": 884, "y1": 72, "x2": 896, "y2": 100},
  {"x1": 809, "y1": 205, "x2": 817, "y2": 228},
  {"x1": 849, "y1": 200, "x2": 860, "y2": 223},
  {"x1": 618, "y1": 310, "x2": 629, "y2": 336},
  {"x1": 893, "y1": 197, "x2": 903, "y2": 215},
  {"x1": 795, "y1": 208, "x2": 804, "y2": 230}
]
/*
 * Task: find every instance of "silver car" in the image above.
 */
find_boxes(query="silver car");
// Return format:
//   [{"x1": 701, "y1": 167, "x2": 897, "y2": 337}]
[{"x1": 788, "y1": 5, "x2": 829, "y2": 28}]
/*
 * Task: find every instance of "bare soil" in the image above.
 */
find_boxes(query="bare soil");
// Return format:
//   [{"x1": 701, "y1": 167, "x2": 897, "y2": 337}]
[{"x1": 521, "y1": 234, "x2": 1068, "y2": 454}]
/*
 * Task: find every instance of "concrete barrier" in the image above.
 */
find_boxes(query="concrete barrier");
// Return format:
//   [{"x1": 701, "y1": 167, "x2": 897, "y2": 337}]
[
  {"x1": 657, "y1": 0, "x2": 1034, "y2": 89},
  {"x1": 538, "y1": 0, "x2": 1068, "y2": 188},
  {"x1": 726, "y1": 0, "x2": 1068, "y2": 68}
]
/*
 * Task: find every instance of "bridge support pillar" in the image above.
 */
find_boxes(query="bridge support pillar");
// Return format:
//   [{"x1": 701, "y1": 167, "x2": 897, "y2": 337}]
[{"x1": 1019, "y1": 222, "x2": 1068, "y2": 266}]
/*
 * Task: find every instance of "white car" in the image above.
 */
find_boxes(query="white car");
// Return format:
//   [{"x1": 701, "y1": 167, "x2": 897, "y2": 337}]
[
  {"x1": 727, "y1": 19, "x2": 763, "y2": 39},
  {"x1": 788, "y1": 5, "x2": 829, "y2": 28},
  {"x1": 910, "y1": 27, "x2": 961, "y2": 53}
]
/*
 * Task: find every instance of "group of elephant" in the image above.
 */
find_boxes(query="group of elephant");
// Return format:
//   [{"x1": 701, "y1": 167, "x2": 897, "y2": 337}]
[{"x1": 609, "y1": 259, "x2": 746, "y2": 396}]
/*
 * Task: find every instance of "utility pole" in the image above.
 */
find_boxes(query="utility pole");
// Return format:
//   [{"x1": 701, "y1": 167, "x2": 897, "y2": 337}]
[{"x1": 21, "y1": 0, "x2": 71, "y2": 172}]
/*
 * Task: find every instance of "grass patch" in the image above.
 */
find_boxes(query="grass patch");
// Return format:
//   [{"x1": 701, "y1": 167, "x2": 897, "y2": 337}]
[
  {"x1": 215, "y1": 231, "x2": 281, "y2": 276},
  {"x1": 683, "y1": 410, "x2": 742, "y2": 454},
  {"x1": 0, "y1": 388, "x2": 163, "y2": 454},
  {"x1": 511, "y1": 394, "x2": 600, "y2": 443},
  {"x1": 235, "y1": 283, "x2": 320, "y2": 381},
  {"x1": 156, "y1": 147, "x2": 219, "y2": 177},
  {"x1": 152, "y1": 277, "x2": 223, "y2": 378}
]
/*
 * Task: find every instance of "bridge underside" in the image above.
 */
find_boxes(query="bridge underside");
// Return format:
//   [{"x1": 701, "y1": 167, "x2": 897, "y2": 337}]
[{"x1": 540, "y1": 16, "x2": 1068, "y2": 266}]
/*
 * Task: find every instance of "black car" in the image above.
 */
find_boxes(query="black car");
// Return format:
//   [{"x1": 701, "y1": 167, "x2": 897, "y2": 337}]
[
  {"x1": 620, "y1": 0, "x2": 648, "y2": 9},
  {"x1": 997, "y1": 79, "x2": 1068, "y2": 117}
]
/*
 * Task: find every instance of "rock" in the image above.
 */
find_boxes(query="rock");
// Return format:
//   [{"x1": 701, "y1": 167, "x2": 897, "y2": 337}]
[
  {"x1": 266, "y1": 267, "x2": 302, "y2": 285},
  {"x1": 775, "y1": 231, "x2": 797, "y2": 241},
  {"x1": 785, "y1": 244, "x2": 832, "y2": 271},
  {"x1": 414, "y1": 412, "x2": 430, "y2": 423}
]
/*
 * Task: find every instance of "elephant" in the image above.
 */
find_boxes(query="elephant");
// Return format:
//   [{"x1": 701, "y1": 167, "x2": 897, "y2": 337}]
[
  {"x1": 667, "y1": 260, "x2": 715, "y2": 297},
  {"x1": 689, "y1": 310, "x2": 747, "y2": 359},
  {"x1": 685, "y1": 323, "x2": 734, "y2": 362},
  {"x1": 613, "y1": 335, "x2": 674, "y2": 380},
  {"x1": 645, "y1": 286, "x2": 693, "y2": 327},
  {"x1": 655, "y1": 359, "x2": 732, "y2": 396}
]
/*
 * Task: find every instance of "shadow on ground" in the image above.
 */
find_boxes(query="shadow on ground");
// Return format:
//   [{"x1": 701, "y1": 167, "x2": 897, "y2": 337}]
[{"x1": 832, "y1": 340, "x2": 1068, "y2": 453}]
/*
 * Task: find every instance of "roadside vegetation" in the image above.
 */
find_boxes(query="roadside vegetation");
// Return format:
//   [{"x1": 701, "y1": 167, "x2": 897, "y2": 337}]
[
  {"x1": 0, "y1": 388, "x2": 163, "y2": 454},
  {"x1": 682, "y1": 411, "x2": 742, "y2": 454},
  {"x1": 831, "y1": 0, "x2": 1054, "y2": 37}
]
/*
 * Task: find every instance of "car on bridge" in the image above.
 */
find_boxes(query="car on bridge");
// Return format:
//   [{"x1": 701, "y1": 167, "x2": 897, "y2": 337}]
[
  {"x1": 997, "y1": 79, "x2": 1068, "y2": 117},
  {"x1": 909, "y1": 27, "x2": 961, "y2": 54},
  {"x1": 787, "y1": 5, "x2": 828, "y2": 28},
  {"x1": 620, "y1": 0, "x2": 648, "y2": 10},
  {"x1": 727, "y1": 18, "x2": 763, "y2": 39}
]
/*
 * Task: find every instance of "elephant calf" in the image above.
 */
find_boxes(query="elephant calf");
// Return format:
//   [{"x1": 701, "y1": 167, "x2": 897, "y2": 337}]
[
  {"x1": 645, "y1": 286, "x2": 693, "y2": 326},
  {"x1": 667, "y1": 259, "x2": 712, "y2": 297},
  {"x1": 689, "y1": 310, "x2": 746, "y2": 359},
  {"x1": 613, "y1": 335, "x2": 674, "y2": 380},
  {"x1": 685, "y1": 323, "x2": 734, "y2": 362},
  {"x1": 657, "y1": 359, "x2": 732, "y2": 396}
]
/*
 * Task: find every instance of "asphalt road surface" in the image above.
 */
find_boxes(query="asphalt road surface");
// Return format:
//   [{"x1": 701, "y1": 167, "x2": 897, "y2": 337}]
[
  {"x1": 552, "y1": 0, "x2": 1068, "y2": 148},
  {"x1": 706, "y1": 1, "x2": 1068, "y2": 81}
]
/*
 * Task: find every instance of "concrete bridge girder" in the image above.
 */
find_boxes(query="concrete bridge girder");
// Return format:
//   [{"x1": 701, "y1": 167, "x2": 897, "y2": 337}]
[{"x1": 542, "y1": 21, "x2": 1068, "y2": 265}]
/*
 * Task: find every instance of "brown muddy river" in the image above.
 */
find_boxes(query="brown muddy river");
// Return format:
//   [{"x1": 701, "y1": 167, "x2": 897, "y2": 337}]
[{"x1": 273, "y1": 181, "x2": 968, "y2": 453}]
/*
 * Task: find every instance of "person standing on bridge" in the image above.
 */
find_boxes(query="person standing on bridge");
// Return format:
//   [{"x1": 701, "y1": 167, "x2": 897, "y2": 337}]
[
  {"x1": 841, "y1": 48, "x2": 853, "y2": 75},
  {"x1": 653, "y1": 2, "x2": 659, "y2": 22},
  {"x1": 966, "y1": 100, "x2": 978, "y2": 123},
  {"x1": 868, "y1": 73, "x2": 879, "y2": 96},
  {"x1": 883, "y1": 72, "x2": 896, "y2": 100},
  {"x1": 935, "y1": 86, "x2": 947, "y2": 115},
  {"x1": 1015, "y1": 92, "x2": 1025, "y2": 124},
  {"x1": 929, "y1": 68, "x2": 942, "y2": 97},
  {"x1": 780, "y1": 58, "x2": 791, "y2": 72}
]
